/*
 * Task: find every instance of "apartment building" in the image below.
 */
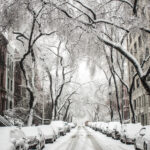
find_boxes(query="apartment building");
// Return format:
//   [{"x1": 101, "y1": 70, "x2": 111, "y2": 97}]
[
  {"x1": 14, "y1": 50, "x2": 29, "y2": 109},
  {"x1": 127, "y1": 0, "x2": 150, "y2": 125},
  {"x1": 5, "y1": 45, "x2": 15, "y2": 110},
  {"x1": 0, "y1": 33, "x2": 8, "y2": 115}
]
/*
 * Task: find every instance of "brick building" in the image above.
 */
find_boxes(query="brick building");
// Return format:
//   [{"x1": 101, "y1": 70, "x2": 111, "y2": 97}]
[
  {"x1": 127, "y1": 0, "x2": 150, "y2": 125},
  {"x1": 14, "y1": 61, "x2": 22, "y2": 106},
  {"x1": 0, "y1": 33, "x2": 8, "y2": 115},
  {"x1": 5, "y1": 45, "x2": 15, "y2": 110}
]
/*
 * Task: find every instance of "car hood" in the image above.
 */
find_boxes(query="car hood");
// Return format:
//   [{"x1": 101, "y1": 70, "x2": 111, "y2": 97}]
[{"x1": 126, "y1": 132, "x2": 136, "y2": 139}]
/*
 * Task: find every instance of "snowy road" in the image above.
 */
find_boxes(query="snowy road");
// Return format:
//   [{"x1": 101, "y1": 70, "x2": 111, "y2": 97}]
[{"x1": 43, "y1": 126, "x2": 135, "y2": 150}]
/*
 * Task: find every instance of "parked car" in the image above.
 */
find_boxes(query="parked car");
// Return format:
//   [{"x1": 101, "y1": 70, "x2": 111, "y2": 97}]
[
  {"x1": 51, "y1": 123, "x2": 60, "y2": 139},
  {"x1": 21, "y1": 126, "x2": 45, "y2": 150},
  {"x1": 64, "y1": 122, "x2": 71, "y2": 132},
  {"x1": 38, "y1": 125, "x2": 56, "y2": 143},
  {"x1": 97, "y1": 122, "x2": 103, "y2": 132},
  {"x1": 0, "y1": 126, "x2": 28, "y2": 150},
  {"x1": 120, "y1": 123, "x2": 142, "y2": 144},
  {"x1": 101, "y1": 123, "x2": 109, "y2": 134},
  {"x1": 51, "y1": 121, "x2": 66, "y2": 136},
  {"x1": 68, "y1": 122, "x2": 76, "y2": 128},
  {"x1": 106, "y1": 122, "x2": 119, "y2": 137},
  {"x1": 135, "y1": 126, "x2": 150, "y2": 150},
  {"x1": 111, "y1": 122, "x2": 121, "y2": 140}
]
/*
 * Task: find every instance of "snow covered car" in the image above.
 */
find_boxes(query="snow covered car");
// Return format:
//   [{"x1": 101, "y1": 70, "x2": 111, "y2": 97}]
[
  {"x1": 51, "y1": 123, "x2": 60, "y2": 139},
  {"x1": 38, "y1": 125, "x2": 56, "y2": 143},
  {"x1": 101, "y1": 122, "x2": 108, "y2": 134},
  {"x1": 0, "y1": 126, "x2": 28, "y2": 150},
  {"x1": 135, "y1": 126, "x2": 150, "y2": 150},
  {"x1": 51, "y1": 121, "x2": 66, "y2": 136},
  {"x1": 64, "y1": 122, "x2": 71, "y2": 132},
  {"x1": 92, "y1": 122, "x2": 97, "y2": 130},
  {"x1": 68, "y1": 122, "x2": 76, "y2": 129},
  {"x1": 120, "y1": 123, "x2": 142, "y2": 144},
  {"x1": 111, "y1": 122, "x2": 121, "y2": 140},
  {"x1": 106, "y1": 122, "x2": 120, "y2": 137},
  {"x1": 21, "y1": 126, "x2": 45, "y2": 150},
  {"x1": 96, "y1": 122, "x2": 103, "y2": 131}
]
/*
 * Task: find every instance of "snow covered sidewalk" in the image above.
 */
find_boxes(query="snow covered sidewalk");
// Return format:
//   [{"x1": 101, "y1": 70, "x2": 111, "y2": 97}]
[{"x1": 43, "y1": 126, "x2": 135, "y2": 150}]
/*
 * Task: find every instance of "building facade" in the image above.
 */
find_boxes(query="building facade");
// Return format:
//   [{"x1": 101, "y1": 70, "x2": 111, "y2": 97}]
[
  {"x1": 5, "y1": 45, "x2": 15, "y2": 110},
  {"x1": 127, "y1": 0, "x2": 150, "y2": 125},
  {"x1": 0, "y1": 33, "x2": 8, "y2": 115},
  {"x1": 14, "y1": 50, "x2": 29, "y2": 109}
]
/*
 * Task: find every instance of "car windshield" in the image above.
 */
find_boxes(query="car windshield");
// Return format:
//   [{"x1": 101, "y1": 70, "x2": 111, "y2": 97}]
[
  {"x1": 39, "y1": 126, "x2": 53, "y2": 134},
  {"x1": 22, "y1": 127, "x2": 38, "y2": 137}
]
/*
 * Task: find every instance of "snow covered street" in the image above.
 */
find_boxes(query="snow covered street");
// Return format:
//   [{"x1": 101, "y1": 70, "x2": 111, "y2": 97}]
[{"x1": 43, "y1": 126, "x2": 135, "y2": 150}]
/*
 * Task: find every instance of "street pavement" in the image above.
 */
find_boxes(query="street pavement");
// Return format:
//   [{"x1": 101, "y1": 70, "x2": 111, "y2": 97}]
[{"x1": 43, "y1": 126, "x2": 134, "y2": 150}]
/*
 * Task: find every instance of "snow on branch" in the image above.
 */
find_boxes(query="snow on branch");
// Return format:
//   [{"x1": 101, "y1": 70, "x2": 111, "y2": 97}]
[
  {"x1": 73, "y1": 0, "x2": 97, "y2": 20},
  {"x1": 97, "y1": 35, "x2": 143, "y2": 78}
]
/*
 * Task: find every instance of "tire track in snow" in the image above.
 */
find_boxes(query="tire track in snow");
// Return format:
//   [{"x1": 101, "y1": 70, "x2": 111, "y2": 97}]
[
  {"x1": 54, "y1": 127, "x2": 80, "y2": 150},
  {"x1": 65, "y1": 127, "x2": 81, "y2": 150},
  {"x1": 84, "y1": 127, "x2": 104, "y2": 150}
]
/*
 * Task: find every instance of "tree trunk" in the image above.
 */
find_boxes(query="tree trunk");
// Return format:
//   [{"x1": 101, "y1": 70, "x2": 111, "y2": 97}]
[
  {"x1": 129, "y1": 91, "x2": 135, "y2": 123},
  {"x1": 112, "y1": 73, "x2": 122, "y2": 123},
  {"x1": 108, "y1": 77, "x2": 113, "y2": 121},
  {"x1": 63, "y1": 102, "x2": 71, "y2": 121}
]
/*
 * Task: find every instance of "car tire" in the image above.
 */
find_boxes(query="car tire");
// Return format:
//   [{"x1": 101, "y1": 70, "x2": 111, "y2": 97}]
[{"x1": 144, "y1": 143, "x2": 147, "y2": 150}]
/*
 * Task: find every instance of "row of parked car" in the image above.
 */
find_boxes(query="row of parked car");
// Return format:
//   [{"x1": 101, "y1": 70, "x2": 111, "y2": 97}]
[
  {"x1": 87, "y1": 121, "x2": 150, "y2": 150},
  {"x1": 0, "y1": 120, "x2": 76, "y2": 150}
]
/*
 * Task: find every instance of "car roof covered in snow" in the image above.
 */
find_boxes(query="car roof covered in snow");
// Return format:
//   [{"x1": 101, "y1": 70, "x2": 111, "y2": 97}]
[
  {"x1": 38, "y1": 125, "x2": 54, "y2": 135},
  {"x1": 21, "y1": 126, "x2": 39, "y2": 137}
]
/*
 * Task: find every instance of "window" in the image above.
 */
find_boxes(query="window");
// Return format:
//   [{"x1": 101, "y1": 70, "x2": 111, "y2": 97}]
[
  {"x1": 9, "y1": 101, "x2": 12, "y2": 109},
  {"x1": 138, "y1": 36, "x2": 142, "y2": 47},
  {"x1": 11, "y1": 62, "x2": 13, "y2": 71},
  {"x1": 131, "y1": 49, "x2": 133, "y2": 54},
  {"x1": 7, "y1": 57, "x2": 9, "y2": 66},
  {"x1": 134, "y1": 100, "x2": 136, "y2": 110},
  {"x1": 130, "y1": 35, "x2": 132, "y2": 43},
  {"x1": 143, "y1": 95, "x2": 146, "y2": 107},
  {"x1": 11, "y1": 80, "x2": 13, "y2": 91},
  {"x1": 131, "y1": 66, "x2": 134, "y2": 74},
  {"x1": 133, "y1": 80, "x2": 135, "y2": 91},
  {"x1": 145, "y1": 48, "x2": 149, "y2": 58},
  {"x1": 7, "y1": 78, "x2": 9, "y2": 90},
  {"x1": 139, "y1": 97, "x2": 141, "y2": 107},
  {"x1": 22, "y1": 87, "x2": 26, "y2": 97},
  {"x1": 147, "y1": 75, "x2": 150, "y2": 81},
  {"x1": 136, "y1": 78, "x2": 140, "y2": 88},
  {"x1": 140, "y1": 55, "x2": 143, "y2": 65},
  {"x1": 1, "y1": 52, "x2": 4, "y2": 63},
  {"x1": 137, "y1": 98, "x2": 139, "y2": 107},
  {"x1": 134, "y1": 42, "x2": 137, "y2": 53},
  {"x1": 142, "y1": 97, "x2": 144, "y2": 107},
  {"x1": 138, "y1": 114, "x2": 140, "y2": 122},
  {"x1": 145, "y1": 114, "x2": 147, "y2": 125},
  {"x1": 1, "y1": 73, "x2": 3, "y2": 87}
]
